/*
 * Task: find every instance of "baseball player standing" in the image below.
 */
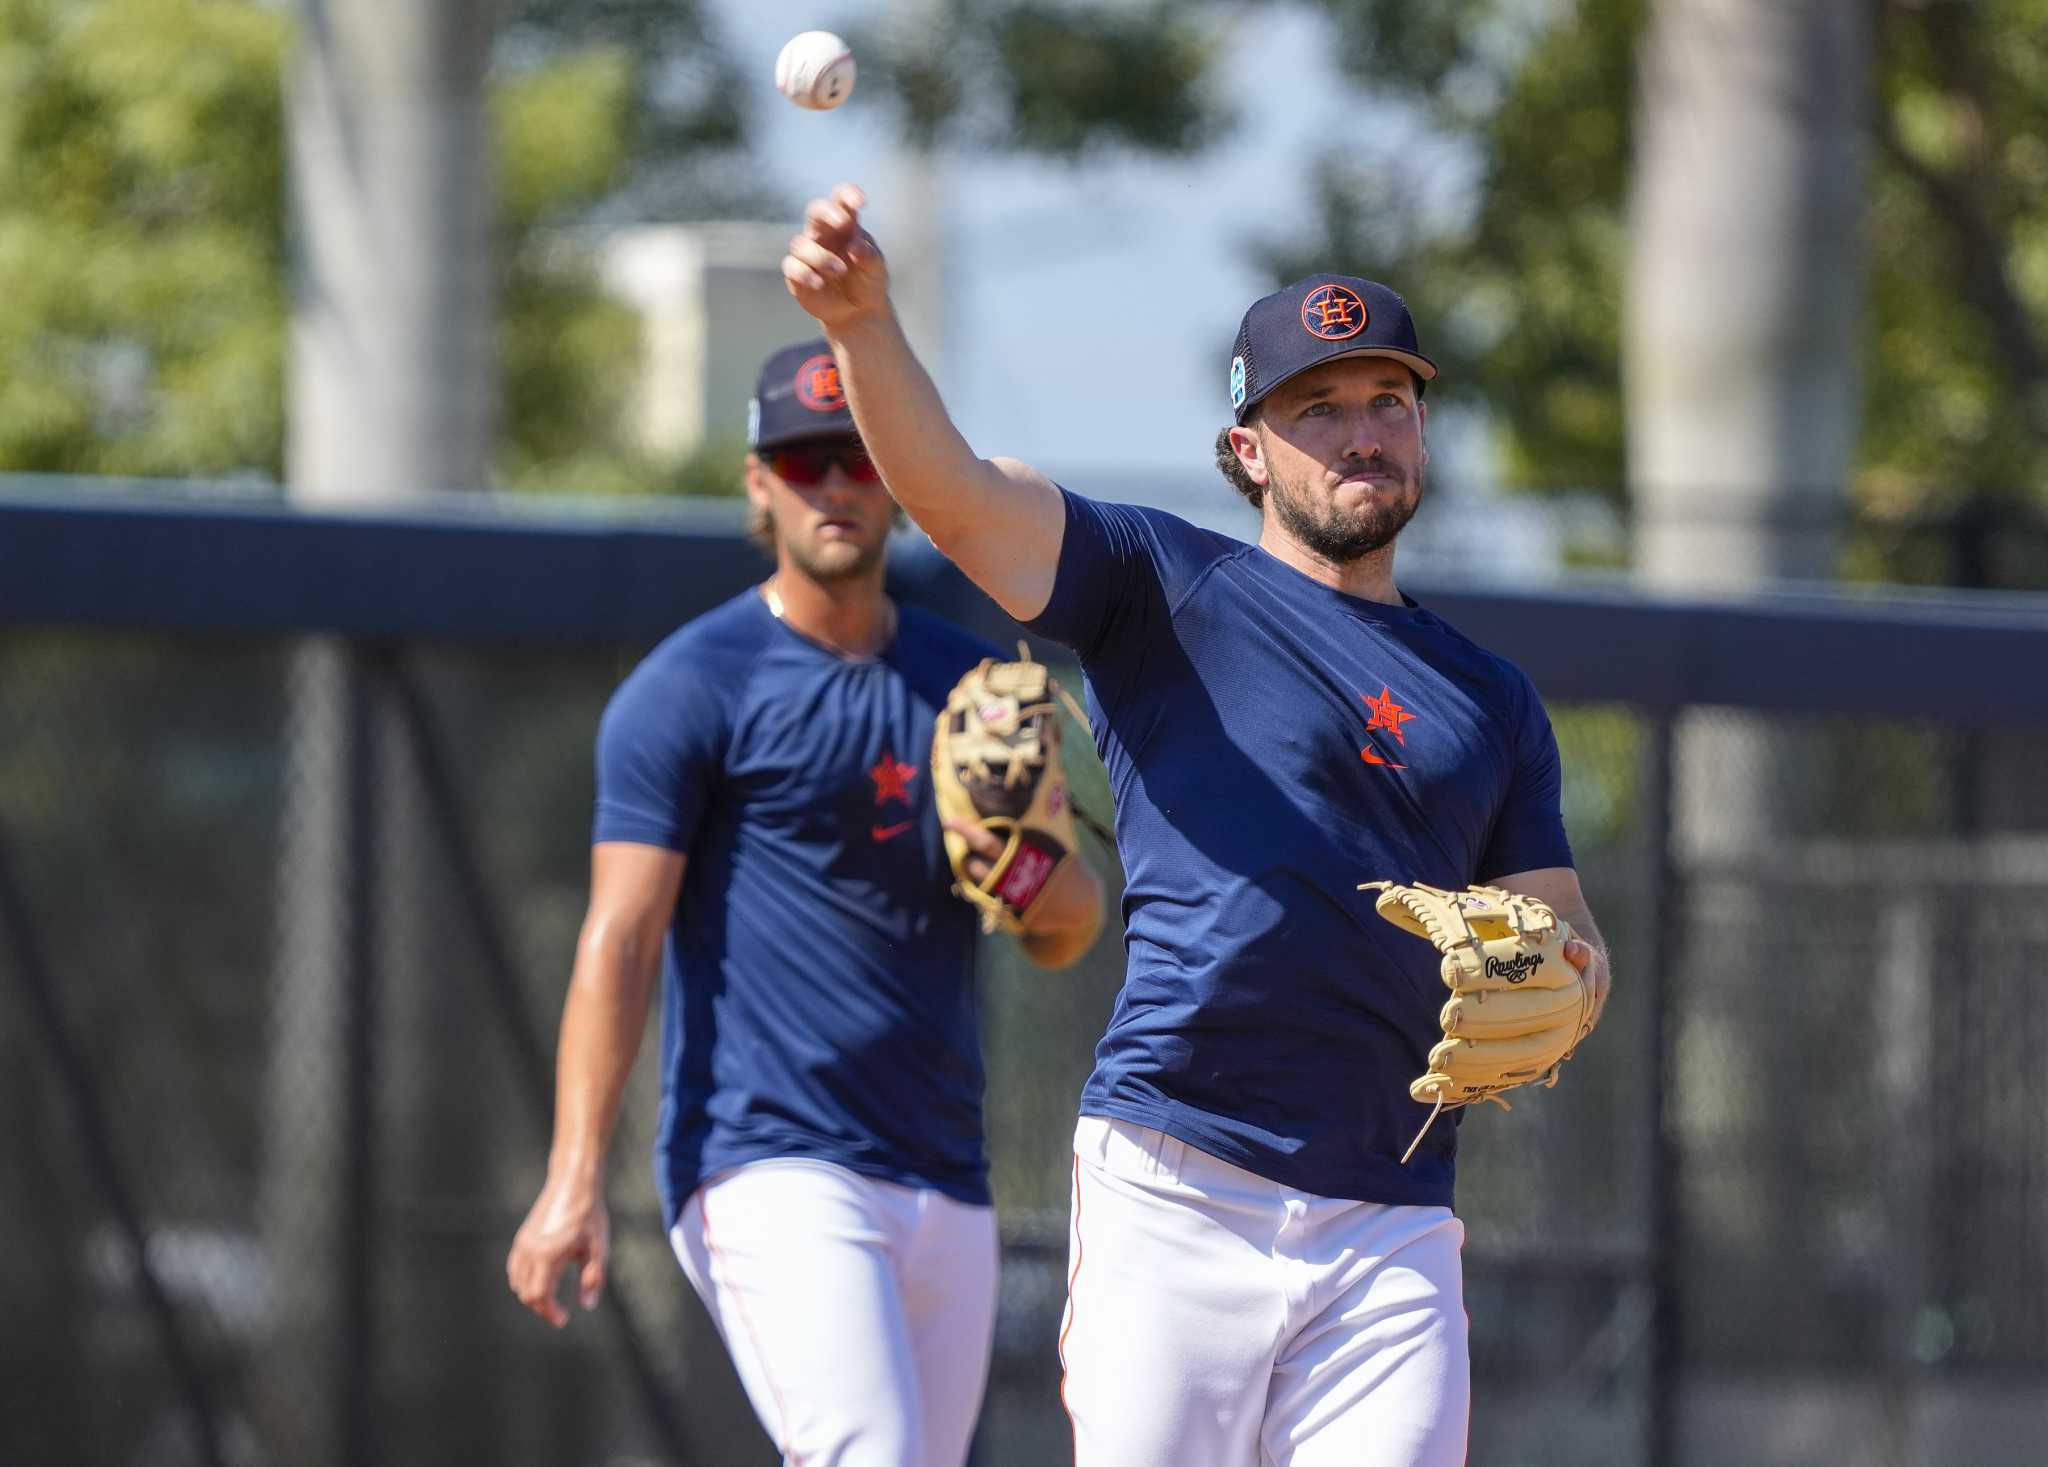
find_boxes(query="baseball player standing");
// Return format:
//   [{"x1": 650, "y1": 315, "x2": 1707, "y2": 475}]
[
  {"x1": 780, "y1": 186, "x2": 1614, "y2": 1466},
  {"x1": 506, "y1": 339, "x2": 1106, "y2": 1467}
]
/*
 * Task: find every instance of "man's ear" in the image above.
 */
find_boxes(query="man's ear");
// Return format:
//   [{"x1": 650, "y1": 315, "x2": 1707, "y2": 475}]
[
  {"x1": 743, "y1": 452, "x2": 771, "y2": 507},
  {"x1": 1228, "y1": 424, "x2": 1271, "y2": 487}
]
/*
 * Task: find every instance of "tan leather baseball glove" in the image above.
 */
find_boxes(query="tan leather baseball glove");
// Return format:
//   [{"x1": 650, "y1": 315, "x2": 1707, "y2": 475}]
[
  {"x1": 1360, "y1": 880, "x2": 1597, "y2": 1163},
  {"x1": 932, "y1": 647, "x2": 1097, "y2": 935}
]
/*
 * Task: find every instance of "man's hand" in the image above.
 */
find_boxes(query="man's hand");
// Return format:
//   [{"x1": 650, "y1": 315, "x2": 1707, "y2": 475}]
[
  {"x1": 943, "y1": 816, "x2": 1105, "y2": 967},
  {"x1": 1561, "y1": 936, "x2": 1613, "y2": 1036},
  {"x1": 506, "y1": 1174, "x2": 611, "y2": 1329},
  {"x1": 943, "y1": 816, "x2": 1093, "y2": 934},
  {"x1": 1492, "y1": 865, "x2": 1612, "y2": 1036},
  {"x1": 783, "y1": 183, "x2": 891, "y2": 331}
]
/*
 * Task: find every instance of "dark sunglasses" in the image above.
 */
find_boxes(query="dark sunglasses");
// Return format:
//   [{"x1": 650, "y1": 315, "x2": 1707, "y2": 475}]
[{"x1": 767, "y1": 440, "x2": 882, "y2": 486}]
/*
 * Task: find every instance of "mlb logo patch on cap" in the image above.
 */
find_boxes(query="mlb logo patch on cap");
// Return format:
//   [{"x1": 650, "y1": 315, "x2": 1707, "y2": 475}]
[{"x1": 1228, "y1": 275, "x2": 1438, "y2": 425}]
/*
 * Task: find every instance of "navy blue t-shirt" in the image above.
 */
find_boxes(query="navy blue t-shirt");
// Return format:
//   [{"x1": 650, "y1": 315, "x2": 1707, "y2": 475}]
[
  {"x1": 1026, "y1": 492, "x2": 1574, "y2": 1207},
  {"x1": 593, "y1": 589, "x2": 1002, "y2": 1229}
]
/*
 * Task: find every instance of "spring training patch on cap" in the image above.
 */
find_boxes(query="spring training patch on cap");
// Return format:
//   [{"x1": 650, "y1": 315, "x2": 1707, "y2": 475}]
[
  {"x1": 794, "y1": 354, "x2": 846, "y2": 411},
  {"x1": 1301, "y1": 283, "x2": 1367, "y2": 341},
  {"x1": 1229, "y1": 354, "x2": 1247, "y2": 410},
  {"x1": 745, "y1": 397, "x2": 761, "y2": 446}
]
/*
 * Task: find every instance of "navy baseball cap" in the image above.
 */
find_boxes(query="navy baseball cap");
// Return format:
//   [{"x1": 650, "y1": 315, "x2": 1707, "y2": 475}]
[
  {"x1": 1229, "y1": 276, "x2": 1437, "y2": 424},
  {"x1": 748, "y1": 339, "x2": 858, "y2": 450}
]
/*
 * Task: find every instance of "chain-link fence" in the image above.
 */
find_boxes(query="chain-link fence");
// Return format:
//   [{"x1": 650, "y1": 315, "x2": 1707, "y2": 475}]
[{"x1": 5, "y1": 491, "x2": 2048, "y2": 1467}]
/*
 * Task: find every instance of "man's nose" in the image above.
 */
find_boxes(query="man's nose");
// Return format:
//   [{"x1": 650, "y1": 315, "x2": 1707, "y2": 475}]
[
  {"x1": 1338, "y1": 409, "x2": 1383, "y2": 461},
  {"x1": 816, "y1": 464, "x2": 863, "y2": 499}
]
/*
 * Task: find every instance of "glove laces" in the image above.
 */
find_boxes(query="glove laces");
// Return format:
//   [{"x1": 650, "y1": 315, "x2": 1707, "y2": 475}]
[{"x1": 1399, "y1": 1088, "x2": 1516, "y2": 1166}]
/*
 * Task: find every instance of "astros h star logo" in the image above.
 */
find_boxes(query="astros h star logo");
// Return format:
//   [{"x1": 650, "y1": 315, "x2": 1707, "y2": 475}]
[
  {"x1": 1360, "y1": 685, "x2": 1417, "y2": 769},
  {"x1": 1301, "y1": 283, "x2": 1368, "y2": 341},
  {"x1": 795, "y1": 354, "x2": 847, "y2": 411}
]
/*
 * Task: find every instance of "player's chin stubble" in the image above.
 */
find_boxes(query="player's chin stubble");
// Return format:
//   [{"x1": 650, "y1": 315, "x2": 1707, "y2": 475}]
[
  {"x1": 786, "y1": 529, "x2": 885, "y2": 583},
  {"x1": 1269, "y1": 458, "x2": 1424, "y2": 564}
]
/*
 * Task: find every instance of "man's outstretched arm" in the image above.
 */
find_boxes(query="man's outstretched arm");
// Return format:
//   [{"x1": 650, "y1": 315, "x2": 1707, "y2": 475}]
[
  {"x1": 783, "y1": 184, "x2": 1066, "y2": 622},
  {"x1": 506, "y1": 841, "x2": 683, "y2": 1327}
]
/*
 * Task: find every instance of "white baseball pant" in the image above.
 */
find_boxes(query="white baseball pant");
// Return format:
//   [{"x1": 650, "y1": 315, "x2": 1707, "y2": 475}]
[
  {"x1": 1059, "y1": 1116, "x2": 1470, "y2": 1467},
  {"x1": 670, "y1": 1159, "x2": 999, "y2": 1467}
]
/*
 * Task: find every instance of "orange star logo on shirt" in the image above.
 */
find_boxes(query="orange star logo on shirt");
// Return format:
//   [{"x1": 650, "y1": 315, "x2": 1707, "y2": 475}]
[
  {"x1": 870, "y1": 754, "x2": 916, "y2": 806},
  {"x1": 1362, "y1": 686, "x2": 1417, "y2": 746}
]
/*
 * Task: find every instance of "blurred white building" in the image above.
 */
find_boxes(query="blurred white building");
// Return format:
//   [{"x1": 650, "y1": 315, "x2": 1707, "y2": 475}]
[{"x1": 597, "y1": 223, "x2": 817, "y2": 459}]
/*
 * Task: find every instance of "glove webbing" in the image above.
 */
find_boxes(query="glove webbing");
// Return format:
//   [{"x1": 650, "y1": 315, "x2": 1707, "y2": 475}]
[{"x1": 1009, "y1": 641, "x2": 1114, "y2": 849}]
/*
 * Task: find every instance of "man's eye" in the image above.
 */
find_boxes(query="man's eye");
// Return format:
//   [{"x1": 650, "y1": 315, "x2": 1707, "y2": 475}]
[{"x1": 1303, "y1": 401, "x2": 1333, "y2": 417}]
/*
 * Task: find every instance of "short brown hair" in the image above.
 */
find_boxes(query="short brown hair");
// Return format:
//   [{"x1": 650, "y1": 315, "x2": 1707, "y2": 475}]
[{"x1": 1215, "y1": 422, "x2": 1264, "y2": 509}]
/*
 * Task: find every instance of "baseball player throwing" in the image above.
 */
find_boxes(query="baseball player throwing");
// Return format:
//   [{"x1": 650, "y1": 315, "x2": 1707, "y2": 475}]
[
  {"x1": 781, "y1": 186, "x2": 1614, "y2": 1466},
  {"x1": 505, "y1": 339, "x2": 1105, "y2": 1467}
]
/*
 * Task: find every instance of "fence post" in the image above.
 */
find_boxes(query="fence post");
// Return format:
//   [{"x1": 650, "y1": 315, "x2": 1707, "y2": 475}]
[
  {"x1": 1643, "y1": 710, "x2": 1681, "y2": 1467},
  {"x1": 1877, "y1": 888, "x2": 1936, "y2": 1464},
  {"x1": 344, "y1": 643, "x2": 384, "y2": 1467}
]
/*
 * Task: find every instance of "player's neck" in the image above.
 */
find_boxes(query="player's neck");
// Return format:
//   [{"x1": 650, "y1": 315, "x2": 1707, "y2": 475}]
[
  {"x1": 1257, "y1": 522, "x2": 1404, "y2": 606},
  {"x1": 761, "y1": 569, "x2": 896, "y2": 658}
]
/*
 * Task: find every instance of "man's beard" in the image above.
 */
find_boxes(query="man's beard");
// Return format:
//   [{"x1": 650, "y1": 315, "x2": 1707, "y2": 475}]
[{"x1": 1268, "y1": 455, "x2": 1423, "y2": 563}]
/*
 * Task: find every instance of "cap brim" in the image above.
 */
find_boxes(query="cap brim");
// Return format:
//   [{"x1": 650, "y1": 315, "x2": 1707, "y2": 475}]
[
  {"x1": 753, "y1": 423, "x2": 861, "y2": 452},
  {"x1": 1240, "y1": 347, "x2": 1440, "y2": 421},
  {"x1": 1328, "y1": 346, "x2": 1437, "y2": 382}
]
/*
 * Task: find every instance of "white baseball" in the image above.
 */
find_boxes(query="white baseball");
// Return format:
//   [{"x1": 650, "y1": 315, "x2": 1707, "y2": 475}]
[{"x1": 775, "y1": 31, "x2": 856, "y2": 111}]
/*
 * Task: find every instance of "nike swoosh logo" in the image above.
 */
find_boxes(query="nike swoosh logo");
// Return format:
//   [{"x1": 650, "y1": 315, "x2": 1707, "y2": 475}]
[
  {"x1": 1360, "y1": 748, "x2": 1408, "y2": 770},
  {"x1": 871, "y1": 821, "x2": 914, "y2": 842}
]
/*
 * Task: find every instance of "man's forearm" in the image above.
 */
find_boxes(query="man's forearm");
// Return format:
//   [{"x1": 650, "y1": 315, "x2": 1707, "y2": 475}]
[
  {"x1": 830, "y1": 310, "x2": 1067, "y2": 619},
  {"x1": 545, "y1": 932, "x2": 660, "y2": 1185},
  {"x1": 827, "y1": 312, "x2": 991, "y2": 545},
  {"x1": 786, "y1": 185, "x2": 1067, "y2": 619}
]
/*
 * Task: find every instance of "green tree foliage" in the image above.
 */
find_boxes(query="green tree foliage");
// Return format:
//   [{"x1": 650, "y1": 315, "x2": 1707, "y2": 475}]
[
  {"x1": 1865, "y1": 0, "x2": 2048, "y2": 512},
  {"x1": 0, "y1": 0, "x2": 757, "y2": 490},
  {"x1": 0, "y1": 0, "x2": 289, "y2": 478},
  {"x1": 850, "y1": 1, "x2": 1229, "y2": 156},
  {"x1": 1252, "y1": 0, "x2": 1641, "y2": 497},
  {"x1": 1256, "y1": 0, "x2": 2048, "y2": 559},
  {"x1": 493, "y1": 41, "x2": 664, "y2": 495}
]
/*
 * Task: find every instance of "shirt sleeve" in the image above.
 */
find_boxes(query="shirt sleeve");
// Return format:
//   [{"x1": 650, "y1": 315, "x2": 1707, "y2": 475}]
[
  {"x1": 1023, "y1": 489, "x2": 1201, "y2": 662},
  {"x1": 1476, "y1": 667, "x2": 1576, "y2": 881},
  {"x1": 591, "y1": 657, "x2": 727, "y2": 852}
]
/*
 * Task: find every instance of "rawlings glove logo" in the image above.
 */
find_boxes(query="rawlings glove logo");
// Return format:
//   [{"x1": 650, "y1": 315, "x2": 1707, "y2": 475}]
[{"x1": 1484, "y1": 952, "x2": 1542, "y2": 984}]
